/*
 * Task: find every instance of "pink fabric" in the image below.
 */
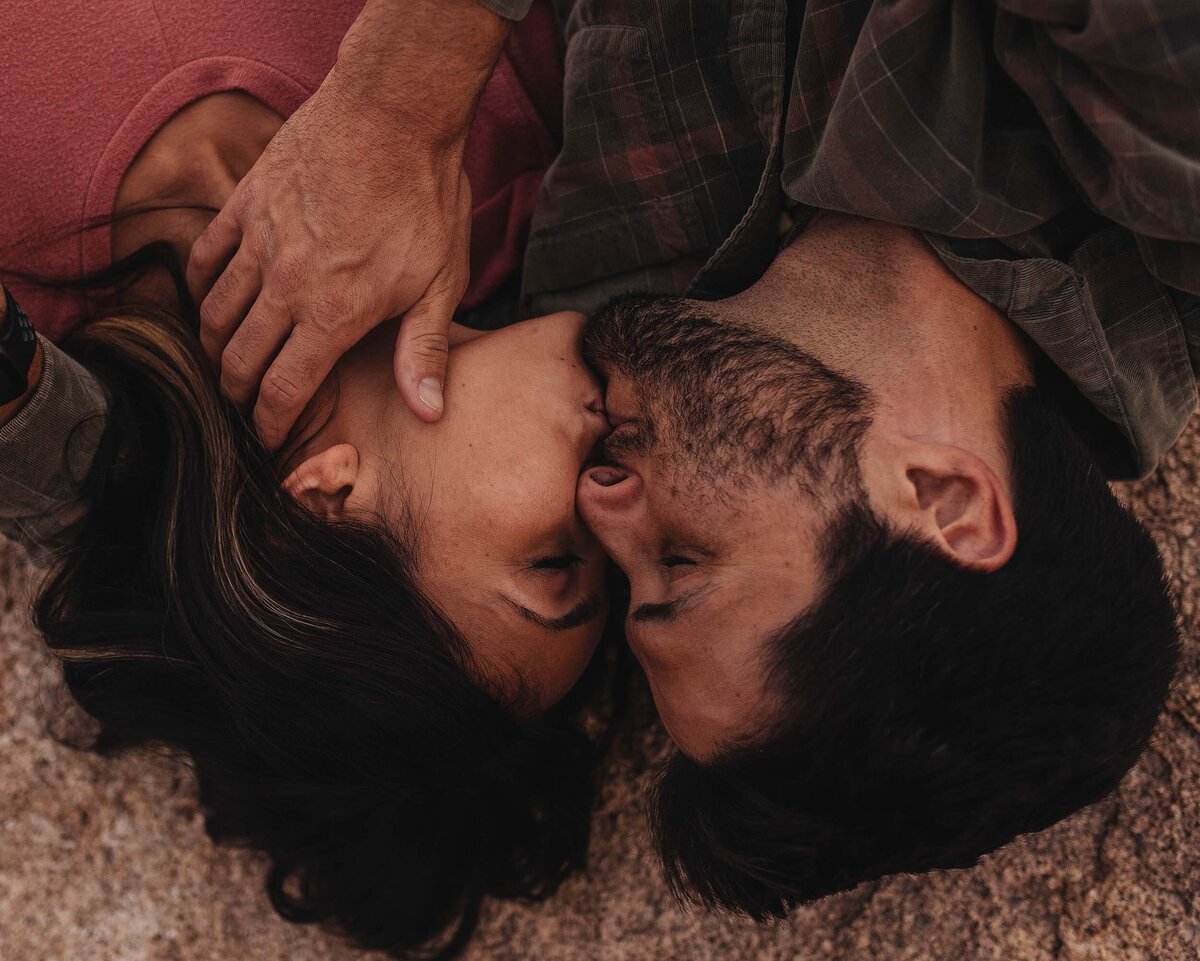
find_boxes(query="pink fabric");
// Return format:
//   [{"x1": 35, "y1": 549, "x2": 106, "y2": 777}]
[
  {"x1": 460, "y1": 0, "x2": 561, "y2": 311},
  {"x1": 0, "y1": 0, "x2": 562, "y2": 340}
]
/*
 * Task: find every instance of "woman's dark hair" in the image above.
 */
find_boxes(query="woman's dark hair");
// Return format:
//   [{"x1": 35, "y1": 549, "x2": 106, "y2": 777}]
[
  {"x1": 651, "y1": 385, "x2": 1180, "y2": 918},
  {"x1": 14, "y1": 240, "x2": 603, "y2": 959}
]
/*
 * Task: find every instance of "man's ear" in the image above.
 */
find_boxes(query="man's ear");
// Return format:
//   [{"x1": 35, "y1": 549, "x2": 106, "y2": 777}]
[
  {"x1": 893, "y1": 444, "x2": 1018, "y2": 572},
  {"x1": 281, "y1": 443, "x2": 360, "y2": 518}
]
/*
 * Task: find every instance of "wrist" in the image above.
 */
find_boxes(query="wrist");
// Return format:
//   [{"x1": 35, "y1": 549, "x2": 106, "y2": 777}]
[{"x1": 332, "y1": 0, "x2": 509, "y2": 143}]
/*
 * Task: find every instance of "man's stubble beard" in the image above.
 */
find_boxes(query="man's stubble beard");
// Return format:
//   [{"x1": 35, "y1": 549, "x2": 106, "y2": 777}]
[{"x1": 583, "y1": 293, "x2": 874, "y2": 501}]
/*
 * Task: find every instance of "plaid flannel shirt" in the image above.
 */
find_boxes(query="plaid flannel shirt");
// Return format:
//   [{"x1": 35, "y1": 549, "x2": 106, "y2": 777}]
[
  {"x1": 522, "y1": 0, "x2": 1200, "y2": 478},
  {"x1": 4, "y1": 0, "x2": 1199, "y2": 556},
  {"x1": 479, "y1": 0, "x2": 536, "y2": 19}
]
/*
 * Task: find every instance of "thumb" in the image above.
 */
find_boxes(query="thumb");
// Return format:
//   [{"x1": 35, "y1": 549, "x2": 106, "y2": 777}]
[{"x1": 394, "y1": 270, "x2": 462, "y2": 423}]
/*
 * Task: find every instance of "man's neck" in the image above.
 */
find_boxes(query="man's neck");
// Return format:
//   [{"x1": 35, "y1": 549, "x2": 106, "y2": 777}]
[{"x1": 724, "y1": 213, "x2": 1036, "y2": 480}]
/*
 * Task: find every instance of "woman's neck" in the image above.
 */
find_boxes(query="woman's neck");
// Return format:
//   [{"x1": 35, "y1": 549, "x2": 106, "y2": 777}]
[{"x1": 112, "y1": 91, "x2": 285, "y2": 302}]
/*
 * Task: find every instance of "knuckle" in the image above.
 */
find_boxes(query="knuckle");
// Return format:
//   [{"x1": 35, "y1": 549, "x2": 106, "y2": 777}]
[
  {"x1": 407, "y1": 329, "x2": 449, "y2": 363},
  {"x1": 316, "y1": 289, "x2": 354, "y2": 327},
  {"x1": 207, "y1": 265, "x2": 242, "y2": 304},
  {"x1": 300, "y1": 294, "x2": 358, "y2": 346},
  {"x1": 220, "y1": 346, "x2": 253, "y2": 386},
  {"x1": 259, "y1": 369, "x2": 303, "y2": 414},
  {"x1": 269, "y1": 254, "x2": 308, "y2": 299},
  {"x1": 198, "y1": 298, "x2": 232, "y2": 335},
  {"x1": 246, "y1": 226, "x2": 276, "y2": 264},
  {"x1": 235, "y1": 177, "x2": 261, "y2": 211},
  {"x1": 188, "y1": 233, "x2": 215, "y2": 270}
]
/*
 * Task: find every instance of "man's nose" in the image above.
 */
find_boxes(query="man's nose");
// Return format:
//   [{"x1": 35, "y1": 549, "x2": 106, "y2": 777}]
[{"x1": 576, "y1": 466, "x2": 654, "y2": 575}]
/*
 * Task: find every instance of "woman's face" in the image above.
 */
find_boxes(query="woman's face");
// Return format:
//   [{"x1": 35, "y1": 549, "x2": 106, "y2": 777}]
[{"x1": 282, "y1": 313, "x2": 610, "y2": 711}]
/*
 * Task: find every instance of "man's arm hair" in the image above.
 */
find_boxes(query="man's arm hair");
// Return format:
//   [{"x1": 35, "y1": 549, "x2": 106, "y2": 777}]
[{"x1": 332, "y1": 0, "x2": 512, "y2": 139}]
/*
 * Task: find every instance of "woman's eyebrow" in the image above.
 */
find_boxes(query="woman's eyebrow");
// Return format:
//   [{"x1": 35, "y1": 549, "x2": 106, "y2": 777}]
[{"x1": 501, "y1": 594, "x2": 602, "y2": 632}]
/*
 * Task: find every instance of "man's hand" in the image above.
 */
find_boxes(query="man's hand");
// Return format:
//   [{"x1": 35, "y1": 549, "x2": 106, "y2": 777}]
[{"x1": 186, "y1": 0, "x2": 510, "y2": 448}]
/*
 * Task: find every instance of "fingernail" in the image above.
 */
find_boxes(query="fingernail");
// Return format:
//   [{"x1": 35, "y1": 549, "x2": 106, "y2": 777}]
[{"x1": 418, "y1": 377, "x2": 444, "y2": 414}]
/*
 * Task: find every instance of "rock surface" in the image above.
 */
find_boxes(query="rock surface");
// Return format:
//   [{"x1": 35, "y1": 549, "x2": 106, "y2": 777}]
[{"x1": 2, "y1": 418, "x2": 1198, "y2": 961}]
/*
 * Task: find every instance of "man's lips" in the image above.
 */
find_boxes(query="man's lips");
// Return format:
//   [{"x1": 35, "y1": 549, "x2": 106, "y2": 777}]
[
  {"x1": 587, "y1": 465, "x2": 629, "y2": 487},
  {"x1": 580, "y1": 463, "x2": 642, "y2": 508}
]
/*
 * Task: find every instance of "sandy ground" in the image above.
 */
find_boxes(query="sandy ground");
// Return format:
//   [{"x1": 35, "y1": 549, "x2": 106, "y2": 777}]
[{"x1": 2, "y1": 416, "x2": 1198, "y2": 961}]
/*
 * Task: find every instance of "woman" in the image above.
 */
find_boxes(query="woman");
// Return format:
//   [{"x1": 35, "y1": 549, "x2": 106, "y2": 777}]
[{"x1": 0, "y1": 2, "x2": 614, "y2": 958}]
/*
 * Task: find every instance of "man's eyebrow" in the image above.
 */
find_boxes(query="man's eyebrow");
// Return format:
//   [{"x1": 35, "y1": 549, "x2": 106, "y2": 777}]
[
  {"x1": 631, "y1": 586, "x2": 711, "y2": 624},
  {"x1": 501, "y1": 594, "x2": 603, "y2": 632}
]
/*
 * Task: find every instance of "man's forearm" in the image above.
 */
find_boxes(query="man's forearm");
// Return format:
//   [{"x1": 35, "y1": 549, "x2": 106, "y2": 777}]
[{"x1": 332, "y1": 0, "x2": 513, "y2": 143}]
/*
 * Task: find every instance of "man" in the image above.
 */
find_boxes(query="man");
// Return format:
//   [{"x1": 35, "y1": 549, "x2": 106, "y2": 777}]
[
  {"x1": 523, "y1": 0, "x2": 1193, "y2": 911},
  {"x1": 516, "y1": 0, "x2": 1188, "y2": 913},
  {"x1": 576, "y1": 210, "x2": 1181, "y2": 912}
]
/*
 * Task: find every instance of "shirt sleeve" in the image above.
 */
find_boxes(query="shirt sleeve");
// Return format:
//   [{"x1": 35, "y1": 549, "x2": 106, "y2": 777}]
[
  {"x1": 993, "y1": 0, "x2": 1200, "y2": 296},
  {"x1": 474, "y1": 0, "x2": 533, "y2": 20},
  {"x1": 1172, "y1": 288, "x2": 1200, "y2": 382},
  {"x1": 0, "y1": 335, "x2": 109, "y2": 562}
]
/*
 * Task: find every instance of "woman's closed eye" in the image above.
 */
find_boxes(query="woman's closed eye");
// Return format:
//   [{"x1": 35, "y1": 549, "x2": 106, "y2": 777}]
[
  {"x1": 529, "y1": 554, "x2": 584, "y2": 573},
  {"x1": 509, "y1": 553, "x2": 603, "y2": 633}
]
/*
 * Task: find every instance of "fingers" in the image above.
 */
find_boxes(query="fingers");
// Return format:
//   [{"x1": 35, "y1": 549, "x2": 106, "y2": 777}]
[
  {"x1": 218, "y1": 299, "x2": 293, "y2": 412},
  {"x1": 252, "y1": 328, "x2": 341, "y2": 451},
  {"x1": 186, "y1": 205, "x2": 242, "y2": 307},
  {"x1": 198, "y1": 247, "x2": 262, "y2": 368},
  {"x1": 394, "y1": 267, "x2": 466, "y2": 423}
]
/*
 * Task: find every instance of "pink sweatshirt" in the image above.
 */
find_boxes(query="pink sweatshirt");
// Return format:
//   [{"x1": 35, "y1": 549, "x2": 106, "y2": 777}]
[{"x1": 0, "y1": 0, "x2": 561, "y2": 340}]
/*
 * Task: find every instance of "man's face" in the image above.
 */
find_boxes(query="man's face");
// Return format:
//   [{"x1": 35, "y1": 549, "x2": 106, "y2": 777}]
[{"x1": 578, "y1": 295, "x2": 871, "y2": 758}]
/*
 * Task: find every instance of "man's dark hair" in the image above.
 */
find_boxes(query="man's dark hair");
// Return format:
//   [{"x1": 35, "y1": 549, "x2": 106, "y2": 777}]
[{"x1": 651, "y1": 385, "x2": 1180, "y2": 918}]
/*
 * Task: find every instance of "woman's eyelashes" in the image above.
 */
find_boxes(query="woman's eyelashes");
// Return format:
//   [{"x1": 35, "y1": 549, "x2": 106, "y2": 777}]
[{"x1": 529, "y1": 554, "x2": 584, "y2": 573}]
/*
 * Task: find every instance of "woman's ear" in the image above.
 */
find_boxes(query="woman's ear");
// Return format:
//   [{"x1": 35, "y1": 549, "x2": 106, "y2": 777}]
[
  {"x1": 281, "y1": 443, "x2": 360, "y2": 518},
  {"x1": 895, "y1": 445, "x2": 1018, "y2": 572}
]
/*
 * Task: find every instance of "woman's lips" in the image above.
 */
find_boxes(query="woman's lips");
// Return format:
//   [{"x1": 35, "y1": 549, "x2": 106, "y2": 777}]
[
  {"x1": 585, "y1": 394, "x2": 608, "y2": 421},
  {"x1": 605, "y1": 407, "x2": 637, "y2": 429},
  {"x1": 581, "y1": 397, "x2": 612, "y2": 470},
  {"x1": 601, "y1": 381, "x2": 640, "y2": 428}
]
